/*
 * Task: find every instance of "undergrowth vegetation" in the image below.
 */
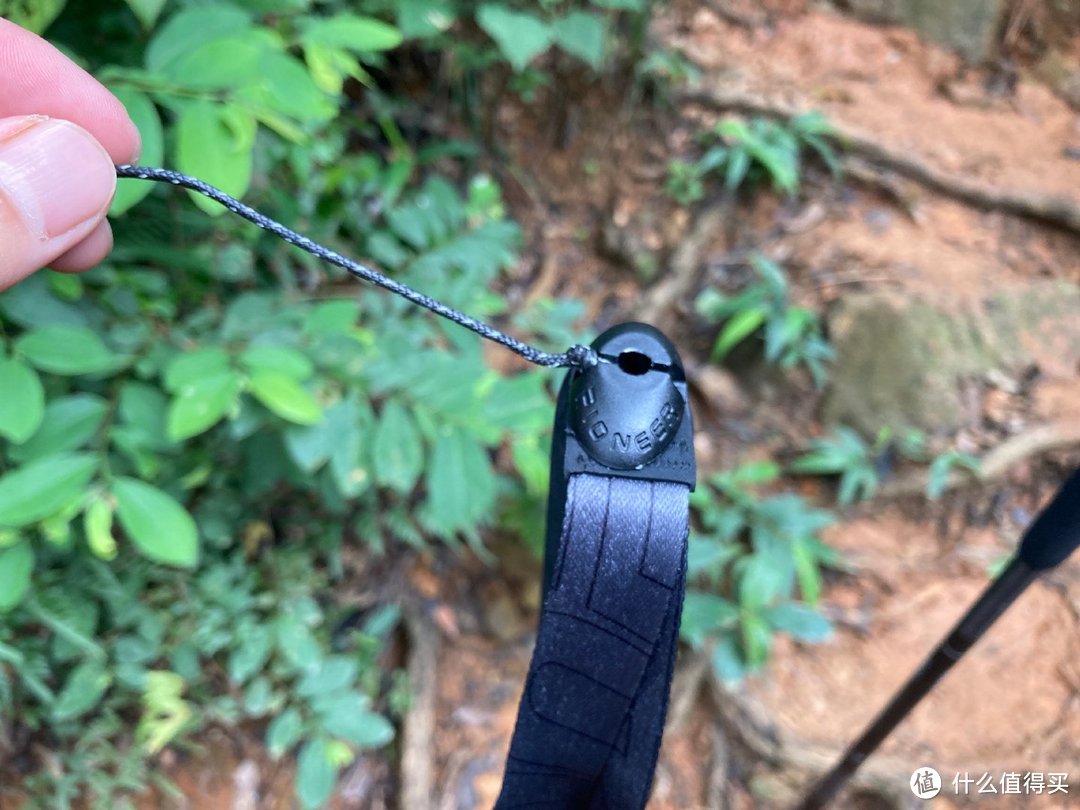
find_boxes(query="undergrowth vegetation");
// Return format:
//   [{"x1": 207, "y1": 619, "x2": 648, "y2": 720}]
[{"x1": 0, "y1": 0, "x2": 958, "y2": 806}]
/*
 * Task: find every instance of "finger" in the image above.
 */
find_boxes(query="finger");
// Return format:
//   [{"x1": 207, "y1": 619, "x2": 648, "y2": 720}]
[
  {"x1": 0, "y1": 116, "x2": 117, "y2": 290},
  {"x1": 49, "y1": 219, "x2": 113, "y2": 273},
  {"x1": 0, "y1": 18, "x2": 139, "y2": 163}
]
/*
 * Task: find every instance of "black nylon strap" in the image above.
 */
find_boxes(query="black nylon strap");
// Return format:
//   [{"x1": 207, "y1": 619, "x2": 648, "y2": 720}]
[{"x1": 497, "y1": 473, "x2": 689, "y2": 809}]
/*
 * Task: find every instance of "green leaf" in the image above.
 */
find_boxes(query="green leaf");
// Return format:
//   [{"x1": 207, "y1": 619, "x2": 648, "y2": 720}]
[
  {"x1": 300, "y1": 14, "x2": 403, "y2": 52},
  {"x1": 248, "y1": 372, "x2": 322, "y2": 425},
  {"x1": 110, "y1": 87, "x2": 164, "y2": 215},
  {"x1": 297, "y1": 656, "x2": 357, "y2": 697},
  {"x1": 176, "y1": 101, "x2": 256, "y2": 216},
  {"x1": 303, "y1": 300, "x2": 358, "y2": 336},
  {"x1": 711, "y1": 635, "x2": 746, "y2": 684},
  {"x1": 244, "y1": 676, "x2": 276, "y2": 717},
  {"x1": 84, "y1": 499, "x2": 117, "y2": 561},
  {"x1": 167, "y1": 371, "x2": 243, "y2": 441},
  {"x1": 0, "y1": 0, "x2": 66, "y2": 33},
  {"x1": 118, "y1": 383, "x2": 170, "y2": 449},
  {"x1": 146, "y1": 6, "x2": 252, "y2": 71},
  {"x1": 0, "y1": 453, "x2": 96, "y2": 529},
  {"x1": 424, "y1": 428, "x2": 496, "y2": 535},
  {"x1": 113, "y1": 478, "x2": 198, "y2": 568},
  {"x1": 322, "y1": 704, "x2": 394, "y2": 749},
  {"x1": 228, "y1": 623, "x2": 272, "y2": 685},
  {"x1": 164, "y1": 347, "x2": 232, "y2": 392},
  {"x1": 763, "y1": 602, "x2": 833, "y2": 642},
  {"x1": 240, "y1": 345, "x2": 313, "y2": 380},
  {"x1": 51, "y1": 659, "x2": 111, "y2": 722},
  {"x1": 476, "y1": 5, "x2": 552, "y2": 72},
  {"x1": 712, "y1": 307, "x2": 766, "y2": 361},
  {"x1": 0, "y1": 358, "x2": 44, "y2": 443},
  {"x1": 9, "y1": 393, "x2": 104, "y2": 462},
  {"x1": 0, "y1": 541, "x2": 34, "y2": 612},
  {"x1": 679, "y1": 591, "x2": 739, "y2": 647},
  {"x1": 15, "y1": 326, "x2": 119, "y2": 376},
  {"x1": 740, "y1": 610, "x2": 772, "y2": 669},
  {"x1": 161, "y1": 33, "x2": 265, "y2": 90},
  {"x1": 267, "y1": 707, "x2": 305, "y2": 758},
  {"x1": 296, "y1": 737, "x2": 339, "y2": 810},
  {"x1": 124, "y1": 0, "x2": 166, "y2": 28},
  {"x1": 372, "y1": 400, "x2": 423, "y2": 493},
  {"x1": 551, "y1": 12, "x2": 606, "y2": 69}
]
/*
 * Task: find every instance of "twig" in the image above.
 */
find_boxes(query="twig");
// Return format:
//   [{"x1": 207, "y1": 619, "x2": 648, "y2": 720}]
[
  {"x1": 681, "y1": 87, "x2": 1080, "y2": 235},
  {"x1": 639, "y1": 198, "x2": 732, "y2": 325},
  {"x1": 399, "y1": 607, "x2": 440, "y2": 810},
  {"x1": 879, "y1": 420, "x2": 1080, "y2": 500}
]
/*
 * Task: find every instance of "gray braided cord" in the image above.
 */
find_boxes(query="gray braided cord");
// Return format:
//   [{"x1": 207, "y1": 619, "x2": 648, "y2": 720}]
[{"x1": 115, "y1": 165, "x2": 597, "y2": 370}]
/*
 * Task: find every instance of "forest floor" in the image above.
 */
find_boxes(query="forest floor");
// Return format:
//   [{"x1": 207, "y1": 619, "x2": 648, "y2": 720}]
[{"x1": 57, "y1": 3, "x2": 1080, "y2": 809}]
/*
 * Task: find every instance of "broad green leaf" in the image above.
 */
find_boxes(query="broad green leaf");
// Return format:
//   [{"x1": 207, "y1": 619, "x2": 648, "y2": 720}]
[
  {"x1": 125, "y1": 0, "x2": 166, "y2": 28},
  {"x1": 228, "y1": 623, "x2": 272, "y2": 685},
  {"x1": 15, "y1": 326, "x2": 119, "y2": 375},
  {"x1": 424, "y1": 428, "x2": 496, "y2": 535},
  {"x1": 0, "y1": 541, "x2": 33, "y2": 612},
  {"x1": 243, "y1": 677, "x2": 276, "y2": 717},
  {"x1": 297, "y1": 656, "x2": 357, "y2": 697},
  {"x1": 113, "y1": 478, "x2": 198, "y2": 568},
  {"x1": 322, "y1": 705, "x2": 394, "y2": 749},
  {"x1": 476, "y1": 5, "x2": 552, "y2": 72},
  {"x1": 0, "y1": 274, "x2": 87, "y2": 330},
  {"x1": 303, "y1": 300, "x2": 358, "y2": 336},
  {"x1": 248, "y1": 372, "x2": 322, "y2": 425},
  {"x1": 551, "y1": 12, "x2": 606, "y2": 69},
  {"x1": 167, "y1": 371, "x2": 243, "y2": 441},
  {"x1": 118, "y1": 383, "x2": 170, "y2": 449},
  {"x1": 52, "y1": 659, "x2": 111, "y2": 721},
  {"x1": 763, "y1": 602, "x2": 833, "y2": 642},
  {"x1": 241, "y1": 50, "x2": 335, "y2": 124},
  {"x1": 110, "y1": 87, "x2": 163, "y2": 215},
  {"x1": 240, "y1": 345, "x2": 313, "y2": 381},
  {"x1": 372, "y1": 400, "x2": 422, "y2": 493},
  {"x1": 8, "y1": 393, "x2": 106, "y2": 462},
  {"x1": 300, "y1": 14, "x2": 403, "y2": 52},
  {"x1": 679, "y1": 591, "x2": 739, "y2": 647},
  {"x1": 164, "y1": 347, "x2": 232, "y2": 392},
  {"x1": 1, "y1": 0, "x2": 66, "y2": 32},
  {"x1": 0, "y1": 358, "x2": 44, "y2": 443},
  {"x1": 145, "y1": 6, "x2": 252, "y2": 71},
  {"x1": 161, "y1": 33, "x2": 265, "y2": 90},
  {"x1": 267, "y1": 707, "x2": 305, "y2": 758},
  {"x1": 176, "y1": 101, "x2": 256, "y2": 216},
  {"x1": 275, "y1": 614, "x2": 322, "y2": 671},
  {"x1": 296, "y1": 737, "x2": 338, "y2": 810},
  {"x1": 396, "y1": 0, "x2": 456, "y2": 38},
  {"x1": 0, "y1": 453, "x2": 96, "y2": 529},
  {"x1": 712, "y1": 635, "x2": 746, "y2": 684}
]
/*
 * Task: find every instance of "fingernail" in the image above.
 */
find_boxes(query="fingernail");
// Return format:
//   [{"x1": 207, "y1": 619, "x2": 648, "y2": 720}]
[{"x1": 0, "y1": 118, "x2": 116, "y2": 240}]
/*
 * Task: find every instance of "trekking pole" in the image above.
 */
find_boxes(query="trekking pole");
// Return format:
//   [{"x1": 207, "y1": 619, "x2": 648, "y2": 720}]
[{"x1": 796, "y1": 467, "x2": 1080, "y2": 810}]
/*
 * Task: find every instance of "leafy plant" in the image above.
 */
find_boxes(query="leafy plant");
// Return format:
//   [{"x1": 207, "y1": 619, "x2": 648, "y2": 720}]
[
  {"x1": 926, "y1": 449, "x2": 981, "y2": 500},
  {"x1": 667, "y1": 111, "x2": 840, "y2": 203},
  {"x1": 790, "y1": 427, "x2": 884, "y2": 506},
  {"x1": 681, "y1": 461, "x2": 839, "y2": 683},
  {"x1": 695, "y1": 253, "x2": 833, "y2": 386}
]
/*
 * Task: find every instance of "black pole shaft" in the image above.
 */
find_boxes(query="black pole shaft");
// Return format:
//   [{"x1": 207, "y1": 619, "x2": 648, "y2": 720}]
[{"x1": 795, "y1": 557, "x2": 1038, "y2": 810}]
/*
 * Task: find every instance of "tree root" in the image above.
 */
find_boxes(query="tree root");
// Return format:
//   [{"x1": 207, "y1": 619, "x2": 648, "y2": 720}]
[
  {"x1": 398, "y1": 607, "x2": 440, "y2": 810},
  {"x1": 680, "y1": 87, "x2": 1080, "y2": 236},
  {"x1": 669, "y1": 651, "x2": 919, "y2": 809},
  {"x1": 879, "y1": 420, "x2": 1080, "y2": 500}
]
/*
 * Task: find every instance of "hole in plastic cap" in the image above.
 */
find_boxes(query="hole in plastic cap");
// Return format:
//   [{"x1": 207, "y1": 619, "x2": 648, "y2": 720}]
[{"x1": 617, "y1": 350, "x2": 652, "y2": 376}]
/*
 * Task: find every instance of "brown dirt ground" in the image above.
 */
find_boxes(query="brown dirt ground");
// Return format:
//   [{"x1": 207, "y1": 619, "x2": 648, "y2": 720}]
[{"x1": 7, "y1": 3, "x2": 1080, "y2": 810}]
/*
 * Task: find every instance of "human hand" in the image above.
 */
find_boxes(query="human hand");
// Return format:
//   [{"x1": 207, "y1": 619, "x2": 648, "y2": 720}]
[{"x1": 0, "y1": 17, "x2": 140, "y2": 290}]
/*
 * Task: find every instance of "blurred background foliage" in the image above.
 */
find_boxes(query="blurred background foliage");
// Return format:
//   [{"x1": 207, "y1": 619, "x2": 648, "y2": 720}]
[{"x1": 0, "y1": 0, "x2": 867, "y2": 806}]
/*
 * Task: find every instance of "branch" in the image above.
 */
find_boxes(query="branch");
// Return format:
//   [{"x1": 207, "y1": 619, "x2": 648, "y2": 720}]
[{"x1": 681, "y1": 87, "x2": 1080, "y2": 235}]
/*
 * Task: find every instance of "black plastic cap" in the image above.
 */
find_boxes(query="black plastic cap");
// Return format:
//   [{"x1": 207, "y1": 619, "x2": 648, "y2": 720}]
[{"x1": 1018, "y1": 467, "x2": 1080, "y2": 571}]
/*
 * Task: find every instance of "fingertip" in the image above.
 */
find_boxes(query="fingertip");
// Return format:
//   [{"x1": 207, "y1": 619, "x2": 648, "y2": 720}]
[{"x1": 48, "y1": 219, "x2": 113, "y2": 273}]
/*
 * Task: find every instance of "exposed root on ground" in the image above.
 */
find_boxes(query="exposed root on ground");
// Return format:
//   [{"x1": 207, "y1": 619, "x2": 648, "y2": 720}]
[
  {"x1": 669, "y1": 651, "x2": 919, "y2": 809},
  {"x1": 399, "y1": 607, "x2": 440, "y2": 810},
  {"x1": 681, "y1": 88, "x2": 1080, "y2": 236},
  {"x1": 879, "y1": 420, "x2": 1080, "y2": 500}
]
